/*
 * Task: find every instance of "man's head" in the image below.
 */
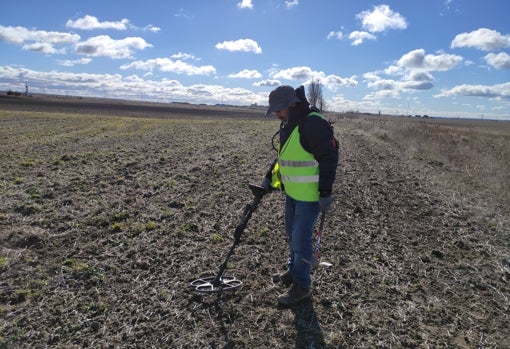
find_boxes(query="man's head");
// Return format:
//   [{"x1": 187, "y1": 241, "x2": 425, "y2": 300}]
[{"x1": 265, "y1": 86, "x2": 300, "y2": 120}]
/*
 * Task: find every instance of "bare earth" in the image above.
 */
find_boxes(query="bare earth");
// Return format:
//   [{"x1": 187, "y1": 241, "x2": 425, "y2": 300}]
[{"x1": 0, "y1": 96, "x2": 508, "y2": 348}]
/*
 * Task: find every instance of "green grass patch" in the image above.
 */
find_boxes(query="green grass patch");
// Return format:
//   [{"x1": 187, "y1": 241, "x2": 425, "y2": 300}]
[{"x1": 0, "y1": 256, "x2": 7, "y2": 269}]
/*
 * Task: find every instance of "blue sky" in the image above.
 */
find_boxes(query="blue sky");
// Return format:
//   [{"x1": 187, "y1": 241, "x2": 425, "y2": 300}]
[{"x1": 1, "y1": 0, "x2": 509, "y2": 119}]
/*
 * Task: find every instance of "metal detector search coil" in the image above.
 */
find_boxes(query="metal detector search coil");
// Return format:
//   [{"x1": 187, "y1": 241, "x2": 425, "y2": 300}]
[
  {"x1": 190, "y1": 183, "x2": 266, "y2": 294},
  {"x1": 190, "y1": 275, "x2": 243, "y2": 294}
]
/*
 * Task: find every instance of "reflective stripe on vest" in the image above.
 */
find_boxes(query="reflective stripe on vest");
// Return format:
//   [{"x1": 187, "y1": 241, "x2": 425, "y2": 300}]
[
  {"x1": 280, "y1": 174, "x2": 319, "y2": 183},
  {"x1": 279, "y1": 160, "x2": 318, "y2": 167}
]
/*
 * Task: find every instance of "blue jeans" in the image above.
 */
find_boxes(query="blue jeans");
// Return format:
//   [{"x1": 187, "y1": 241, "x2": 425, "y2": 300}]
[{"x1": 284, "y1": 195, "x2": 320, "y2": 289}]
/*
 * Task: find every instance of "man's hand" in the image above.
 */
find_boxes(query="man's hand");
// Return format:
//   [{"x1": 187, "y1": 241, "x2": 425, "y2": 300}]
[{"x1": 319, "y1": 195, "x2": 334, "y2": 213}]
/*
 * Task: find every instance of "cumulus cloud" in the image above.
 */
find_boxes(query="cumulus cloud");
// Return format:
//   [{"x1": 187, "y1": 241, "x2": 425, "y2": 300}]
[
  {"x1": 65, "y1": 15, "x2": 160, "y2": 32},
  {"x1": 171, "y1": 52, "x2": 198, "y2": 61},
  {"x1": 483, "y1": 52, "x2": 510, "y2": 70},
  {"x1": 400, "y1": 80, "x2": 434, "y2": 91},
  {"x1": 321, "y1": 75, "x2": 358, "y2": 90},
  {"x1": 347, "y1": 5, "x2": 406, "y2": 45},
  {"x1": 364, "y1": 49, "x2": 462, "y2": 97},
  {"x1": 75, "y1": 35, "x2": 152, "y2": 59},
  {"x1": 396, "y1": 49, "x2": 463, "y2": 71},
  {"x1": 58, "y1": 58, "x2": 92, "y2": 67},
  {"x1": 356, "y1": 4, "x2": 407, "y2": 33},
  {"x1": 366, "y1": 71, "x2": 434, "y2": 91},
  {"x1": 407, "y1": 71, "x2": 434, "y2": 83},
  {"x1": 437, "y1": 82, "x2": 510, "y2": 100},
  {"x1": 0, "y1": 65, "x2": 122, "y2": 90},
  {"x1": 451, "y1": 28, "x2": 510, "y2": 51},
  {"x1": 237, "y1": 0, "x2": 253, "y2": 9},
  {"x1": 366, "y1": 78, "x2": 398, "y2": 91},
  {"x1": 349, "y1": 31, "x2": 376, "y2": 46},
  {"x1": 120, "y1": 58, "x2": 216, "y2": 76},
  {"x1": 228, "y1": 69, "x2": 261, "y2": 78},
  {"x1": 254, "y1": 79, "x2": 281, "y2": 87},
  {"x1": 270, "y1": 66, "x2": 357, "y2": 90},
  {"x1": 0, "y1": 25, "x2": 80, "y2": 54},
  {"x1": 215, "y1": 39, "x2": 262, "y2": 54},
  {"x1": 272, "y1": 66, "x2": 315, "y2": 80},
  {"x1": 0, "y1": 65, "x2": 265, "y2": 105},
  {"x1": 66, "y1": 15, "x2": 129, "y2": 30},
  {"x1": 365, "y1": 75, "x2": 433, "y2": 95}
]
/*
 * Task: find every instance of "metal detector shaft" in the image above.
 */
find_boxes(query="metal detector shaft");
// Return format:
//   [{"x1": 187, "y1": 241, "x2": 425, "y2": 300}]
[{"x1": 211, "y1": 183, "x2": 266, "y2": 286}]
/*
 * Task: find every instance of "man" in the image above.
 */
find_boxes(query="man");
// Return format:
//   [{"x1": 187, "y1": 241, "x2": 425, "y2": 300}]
[{"x1": 262, "y1": 85, "x2": 339, "y2": 306}]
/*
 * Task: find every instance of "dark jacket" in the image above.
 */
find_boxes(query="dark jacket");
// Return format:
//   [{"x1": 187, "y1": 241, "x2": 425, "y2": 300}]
[{"x1": 266, "y1": 102, "x2": 339, "y2": 197}]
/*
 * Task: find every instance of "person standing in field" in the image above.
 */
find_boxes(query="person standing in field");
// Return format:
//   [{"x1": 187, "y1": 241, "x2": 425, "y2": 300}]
[{"x1": 261, "y1": 85, "x2": 339, "y2": 306}]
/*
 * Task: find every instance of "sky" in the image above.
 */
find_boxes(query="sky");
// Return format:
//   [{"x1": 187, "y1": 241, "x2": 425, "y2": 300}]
[{"x1": 1, "y1": 0, "x2": 509, "y2": 120}]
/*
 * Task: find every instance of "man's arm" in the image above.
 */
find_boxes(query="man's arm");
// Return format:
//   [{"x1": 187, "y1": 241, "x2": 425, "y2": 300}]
[{"x1": 301, "y1": 117, "x2": 339, "y2": 196}]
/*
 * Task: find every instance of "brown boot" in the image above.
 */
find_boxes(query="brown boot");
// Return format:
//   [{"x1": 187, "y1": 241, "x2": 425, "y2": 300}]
[
  {"x1": 278, "y1": 284, "x2": 310, "y2": 306},
  {"x1": 273, "y1": 271, "x2": 293, "y2": 287}
]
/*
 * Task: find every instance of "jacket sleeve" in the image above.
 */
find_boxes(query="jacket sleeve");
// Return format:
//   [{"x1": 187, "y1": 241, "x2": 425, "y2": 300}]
[{"x1": 300, "y1": 117, "x2": 339, "y2": 196}]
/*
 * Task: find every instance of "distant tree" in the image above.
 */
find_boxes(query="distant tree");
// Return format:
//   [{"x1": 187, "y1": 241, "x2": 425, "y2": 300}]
[{"x1": 307, "y1": 79, "x2": 325, "y2": 112}]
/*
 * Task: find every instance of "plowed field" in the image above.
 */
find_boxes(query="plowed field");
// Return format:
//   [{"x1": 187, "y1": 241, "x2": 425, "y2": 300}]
[{"x1": 1, "y1": 96, "x2": 508, "y2": 348}]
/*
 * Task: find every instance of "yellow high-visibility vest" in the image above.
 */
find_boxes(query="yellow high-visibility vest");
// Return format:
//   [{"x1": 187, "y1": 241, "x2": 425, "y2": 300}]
[{"x1": 273, "y1": 112, "x2": 321, "y2": 201}]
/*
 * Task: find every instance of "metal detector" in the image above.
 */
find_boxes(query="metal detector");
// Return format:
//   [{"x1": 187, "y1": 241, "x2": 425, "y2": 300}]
[{"x1": 190, "y1": 183, "x2": 266, "y2": 294}]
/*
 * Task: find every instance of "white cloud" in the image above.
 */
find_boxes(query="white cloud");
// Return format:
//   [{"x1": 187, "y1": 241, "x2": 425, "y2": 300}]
[
  {"x1": 0, "y1": 25, "x2": 80, "y2": 53},
  {"x1": 366, "y1": 78, "x2": 398, "y2": 90},
  {"x1": 66, "y1": 15, "x2": 130, "y2": 31},
  {"x1": 400, "y1": 80, "x2": 434, "y2": 91},
  {"x1": 384, "y1": 65, "x2": 404, "y2": 76},
  {"x1": 237, "y1": 0, "x2": 253, "y2": 9},
  {"x1": 364, "y1": 70, "x2": 431, "y2": 93},
  {"x1": 270, "y1": 66, "x2": 357, "y2": 90},
  {"x1": 285, "y1": 0, "x2": 299, "y2": 8},
  {"x1": 66, "y1": 15, "x2": 160, "y2": 33},
  {"x1": 120, "y1": 58, "x2": 216, "y2": 76},
  {"x1": 143, "y1": 25, "x2": 161, "y2": 33},
  {"x1": 397, "y1": 49, "x2": 463, "y2": 71},
  {"x1": 0, "y1": 65, "x2": 266, "y2": 105},
  {"x1": 484, "y1": 52, "x2": 510, "y2": 70},
  {"x1": 321, "y1": 75, "x2": 358, "y2": 90},
  {"x1": 228, "y1": 69, "x2": 261, "y2": 79},
  {"x1": 75, "y1": 35, "x2": 152, "y2": 59},
  {"x1": 365, "y1": 89, "x2": 401, "y2": 101},
  {"x1": 349, "y1": 31, "x2": 376, "y2": 46},
  {"x1": 272, "y1": 66, "x2": 314, "y2": 80},
  {"x1": 215, "y1": 39, "x2": 262, "y2": 54},
  {"x1": 58, "y1": 58, "x2": 92, "y2": 67},
  {"x1": 451, "y1": 28, "x2": 510, "y2": 51},
  {"x1": 171, "y1": 52, "x2": 198, "y2": 61},
  {"x1": 356, "y1": 4, "x2": 407, "y2": 33},
  {"x1": 0, "y1": 65, "x2": 123, "y2": 91},
  {"x1": 327, "y1": 31, "x2": 343, "y2": 40},
  {"x1": 406, "y1": 71, "x2": 434, "y2": 83},
  {"x1": 364, "y1": 49, "x2": 462, "y2": 97},
  {"x1": 437, "y1": 82, "x2": 510, "y2": 100},
  {"x1": 254, "y1": 79, "x2": 281, "y2": 87}
]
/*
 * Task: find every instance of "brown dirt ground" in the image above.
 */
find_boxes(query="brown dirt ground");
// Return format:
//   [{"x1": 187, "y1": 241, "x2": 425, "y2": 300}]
[{"x1": 0, "y1": 96, "x2": 509, "y2": 348}]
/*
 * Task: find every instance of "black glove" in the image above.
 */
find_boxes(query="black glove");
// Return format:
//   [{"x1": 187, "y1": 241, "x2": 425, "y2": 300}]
[
  {"x1": 261, "y1": 178, "x2": 272, "y2": 193},
  {"x1": 319, "y1": 195, "x2": 334, "y2": 213}
]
